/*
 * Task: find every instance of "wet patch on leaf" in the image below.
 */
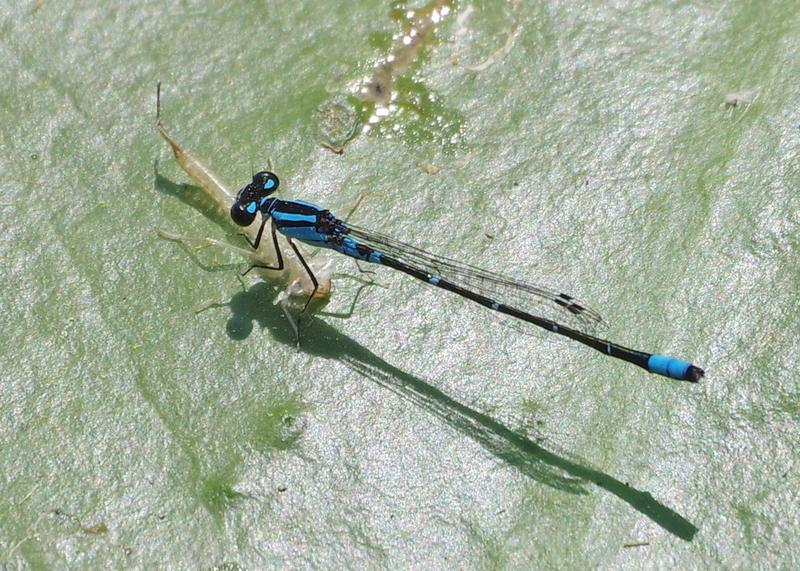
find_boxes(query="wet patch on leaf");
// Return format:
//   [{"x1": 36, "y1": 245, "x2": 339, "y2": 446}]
[
  {"x1": 249, "y1": 395, "x2": 310, "y2": 453},
  {"x1": 315, "y1": 0, "x2": 462, "y2": 152},
  {"x1": 199, "y1": 473, "x2": 246, "y2": 516}
]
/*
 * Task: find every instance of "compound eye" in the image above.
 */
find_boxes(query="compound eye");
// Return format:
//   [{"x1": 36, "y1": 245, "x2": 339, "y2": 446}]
[
  {"x1": 254, "y1": 171, "x2": 279, "y2": 193},
  {"x1": 230, "y1": 202, "x2": 256, "y2": 226}
]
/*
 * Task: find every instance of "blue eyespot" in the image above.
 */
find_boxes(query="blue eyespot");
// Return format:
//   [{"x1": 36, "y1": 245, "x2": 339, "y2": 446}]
[
  {"x1": 264, "y1": 178, "x2": 276, "y2": 190},
  {"x1": 246, "y1": 201, "x2": 257, "y2": 214}
]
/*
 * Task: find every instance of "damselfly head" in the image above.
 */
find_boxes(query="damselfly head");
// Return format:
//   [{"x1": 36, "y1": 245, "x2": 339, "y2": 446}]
[{"x1": 231, "y1": 171, "x2": 280, "y2": 226}]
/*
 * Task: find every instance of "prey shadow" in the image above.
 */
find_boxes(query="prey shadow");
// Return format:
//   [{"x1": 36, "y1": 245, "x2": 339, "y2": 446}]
[{"x1": 225, "y1": 282, "x2": 698, "y2": 541}]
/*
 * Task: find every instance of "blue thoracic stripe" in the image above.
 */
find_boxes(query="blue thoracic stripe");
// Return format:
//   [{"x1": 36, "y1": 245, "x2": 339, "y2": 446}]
[
  {"x1": 274, "y1": 212, "x2": 317, "y2": 225},
  {"x1": 647, "y1": 354, "x2": 691, "y2": 380}
]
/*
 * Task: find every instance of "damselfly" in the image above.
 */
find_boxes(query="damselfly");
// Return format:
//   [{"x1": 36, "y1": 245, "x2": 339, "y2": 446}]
[
  {"x1": 231, "y1": 171, "x2": 705, "y2": 383},
  {"x1": 155, "y1": 84, "x2": 334, "y2": 336}
]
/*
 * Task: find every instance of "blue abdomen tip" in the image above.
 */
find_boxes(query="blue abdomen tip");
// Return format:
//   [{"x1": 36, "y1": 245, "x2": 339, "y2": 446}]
[{"x1": 648, "y1": 355, "x2": 704, "y2": 382}]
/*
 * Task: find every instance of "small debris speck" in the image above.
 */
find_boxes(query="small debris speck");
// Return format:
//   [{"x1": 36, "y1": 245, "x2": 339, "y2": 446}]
[{"x1": 723, "y1": 90, "x2": 757, "y2": 108}]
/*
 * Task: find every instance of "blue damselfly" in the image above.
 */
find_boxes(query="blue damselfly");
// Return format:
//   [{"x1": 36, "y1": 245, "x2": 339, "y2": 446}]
[{"x1": 230, "y1": 171, "x2": 704, "y2": 383}]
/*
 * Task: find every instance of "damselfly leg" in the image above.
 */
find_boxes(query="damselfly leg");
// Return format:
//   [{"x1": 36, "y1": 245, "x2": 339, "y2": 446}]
[
  {"x1": 241, "y1": 222, "x2": 284, "y2": 275},
  {"x1": 285, "y1": 237, "x2": 319, "y2": 314},
  {"x1": 318, "y1": 280, "x2": 377, "y2": 319}
]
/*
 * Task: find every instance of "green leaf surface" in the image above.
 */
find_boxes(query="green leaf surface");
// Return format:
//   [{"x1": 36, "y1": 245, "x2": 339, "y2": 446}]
[{"x1": 1, "y1": 0, "x2": 799, "y2": 568}]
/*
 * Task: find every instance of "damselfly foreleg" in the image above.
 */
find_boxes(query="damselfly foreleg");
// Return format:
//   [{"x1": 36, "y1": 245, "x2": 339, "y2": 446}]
[{"x1": 242, "y1": 222, "x2": 284, "y2": 275}]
